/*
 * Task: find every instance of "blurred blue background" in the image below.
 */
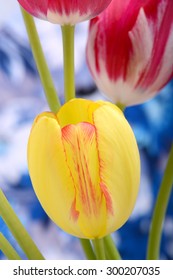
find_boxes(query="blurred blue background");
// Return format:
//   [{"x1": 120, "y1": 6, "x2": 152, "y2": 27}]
[{"x1": 0, "y1": 2, "x2": 173, "y2": 260}]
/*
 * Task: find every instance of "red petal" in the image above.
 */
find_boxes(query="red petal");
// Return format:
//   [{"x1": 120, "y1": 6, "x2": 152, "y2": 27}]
[{"x1": 18, "y1": 0, "x2": 48, "y2": 17}]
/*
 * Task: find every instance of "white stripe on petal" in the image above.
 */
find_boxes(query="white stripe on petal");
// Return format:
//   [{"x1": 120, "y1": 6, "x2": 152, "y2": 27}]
[
  {"x1": 90, "y1": 58, "x2": 159, "y2": 106},
  {"x1": 86, "y1": 20, "x2": 100, "y2": 78},
  {"x1": 47, "y1": 10, "x2": 93, "y2": 25},
  {"x1": 91, "y1": 59, "x2": 135, "y2": 105},
  {"x1": 37, "y1": 11, "x2": 47, "y2": 21},
  {"x1": 128, "y1": 8, "x2": 153, "y2": 86}
]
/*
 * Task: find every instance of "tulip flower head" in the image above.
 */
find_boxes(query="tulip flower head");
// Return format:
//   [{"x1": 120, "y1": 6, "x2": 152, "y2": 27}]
[
  {"x1": 18, "y1": 0, "x2": 112, "y2": 25},
  {"x1": 87, "y1": 0, "x2": 173, "y2": 106},
  {"x1": 28, "y1": 99, "x2": 140, "y2": 239}
]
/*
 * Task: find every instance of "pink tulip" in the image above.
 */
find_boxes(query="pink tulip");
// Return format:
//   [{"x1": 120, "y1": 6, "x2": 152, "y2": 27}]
[
  {"x1": 18, "y1": 0, "x2": 112, "y2": 25},
  {"x1": 86, "y1": 0, "x2": 173, "y2": 106}
]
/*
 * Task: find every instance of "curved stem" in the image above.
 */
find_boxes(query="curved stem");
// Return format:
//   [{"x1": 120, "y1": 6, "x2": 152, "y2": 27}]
[
  {"x1": 79, "y1": 239, "x2": 96, "y2": 260},
  {"x1": 61, "y1": 25, "x2": 75, "y2": 102},
  {"x1": 103, "y1": 235, "x2": 121, "y2": 260},
  {"x1": 0, "y1": 233, "x2": 21, "y2": 260},
  {"x1": 92, "y1": 238, "x2": 106, "y2": 260},
  {"x1": 147, "y1": 144, "x2": 173, "y2": 259},
  {"x1": 0, "y1": 189, "x2": 44, "y2": 260},
  {"x1": 21, "y1": 8, "x2": 61, "y2": 113}
]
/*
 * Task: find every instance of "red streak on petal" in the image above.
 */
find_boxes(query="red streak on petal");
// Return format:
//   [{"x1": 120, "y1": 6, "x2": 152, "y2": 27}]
[
  {"x1": 70, "y1": 198, "x2": 79, "y2": 222},
  {"x1": 93, "y1": 122, "x2": 114, "y2": 216},
  {"x1": 61, "y1": 125, "x2": 80, "y2": 222},
  {"x1": 100, "y1": 182, "x2": 114, "y2": 215},
  {"x1": 62, "y1": 123, "x2": 101, "y2": 219},
  {"x1": 75, "y1": 124, "x2": 98, "y2": 216}
]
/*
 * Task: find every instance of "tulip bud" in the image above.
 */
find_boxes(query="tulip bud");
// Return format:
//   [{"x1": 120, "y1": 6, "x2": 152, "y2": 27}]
[
  {"x1": 28, "y1": 99, "x2": 140, "y2": 239},
  {"x1": 86, "y1": 0, "x2": 173, "y2": 106},
  {"x1": 18, "y1": 0, "x2": 112, "y2": 25}
]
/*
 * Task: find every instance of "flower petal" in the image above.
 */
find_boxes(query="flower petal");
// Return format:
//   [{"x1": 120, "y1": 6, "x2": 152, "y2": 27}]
[
  {"x1": 18, "y1": 0, "x2": 112, "y2": 25},
  {"x1": 62, "y1": 122, "x2": 107, "y2": 238},
  {"x1": 86, "y1": 0, "x2": 173, "y2": 106},
  {"x1": 93, "y1": 104, "x2": 140, "y2": 232},
  {"x1": 47, "y1": 0, "x2": 112, "y2": 25},
  {"x1": 18, "y1": 0, "x2": 48, "y2": 18},
  {"x1": 27, "y1": 113, "x2": 84, "y2": 237},
  {"x1": 57, "y1": 98, "x2": 100, "y2": 128}
]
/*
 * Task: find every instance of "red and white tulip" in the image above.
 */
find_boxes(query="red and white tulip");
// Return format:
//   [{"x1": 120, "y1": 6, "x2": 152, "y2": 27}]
[
  {"x1": 18, "y1": 0, "x2": 112, "y2": 25},
  {"x1": 87, "y1": 0, "x2": 173, "y2": 106}
]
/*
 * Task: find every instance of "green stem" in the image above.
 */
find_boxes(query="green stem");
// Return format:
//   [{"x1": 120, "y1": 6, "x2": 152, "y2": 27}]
[
  {"x1": 147, "y1": 144, "x2": 173, "y2": 260},
  {"x1": 61, "y1": 25, "x2": 75, "y2": 102},
  {"x1": 79, "y1": 239, "x2": 96, "y2": 260},
  {"x1": 103, "y1": 235, "x2": 121, "y2": 260},
  {"x1": 92, "y1": 238, "x2": 106, "y2": 260},
  {"x1": 21, "y1": 8, "x2": 61, "y2": 113},
  {"x1": 116, "y1": 103, "x2": 126, "y2": 112},
  {"x1": 0, "y1": 189, "x2": 44, "y2": 260},
  {"x1": 0, "y1": 233, "x2": 21, "y2": 260}
]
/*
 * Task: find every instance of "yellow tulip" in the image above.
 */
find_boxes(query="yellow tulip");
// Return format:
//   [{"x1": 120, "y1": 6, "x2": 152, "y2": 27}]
[{"x1": 28, "y1": 99, "x2": 140, "y2": 239}]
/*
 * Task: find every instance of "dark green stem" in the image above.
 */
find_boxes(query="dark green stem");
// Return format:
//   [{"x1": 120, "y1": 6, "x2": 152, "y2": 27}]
[
  {"x1": 103, "y1": 235, "x2": 121, "y2": 260},
  {"x1": 0, "y1": 189, "x2": 44, "y2": 260},
  {"x1": 21, "y1": 8, "x2": 61, "y2": 113},
  {"x1": 80, "y1": 239, "x2": 96, "y2": 260},
  {"x1": 147, "y1": 144, "x2": 173, "y2": 259}
]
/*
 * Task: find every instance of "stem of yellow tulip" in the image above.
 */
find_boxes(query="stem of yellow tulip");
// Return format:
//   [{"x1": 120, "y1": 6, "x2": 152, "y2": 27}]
[
  {"x1": 61, "y1": 25, "x2": 75, "y2": 102},
  {"x1": 0, "y1": 189, "x2": 44, "y2": 260},
  {"x1": 0, "y1": 233, "x2": 22, "y2": 260},
  {"x1": 103, "y1": 235, "x2": 121, "y2": 260},
  {"x1": 21, "y1": 8, "x2": 61, "y2": 113},
  {"x1": 116, "y1": 103, "x2": 126, "y2": 112},
  {"x1": 147, "y1": 144, "x2": 173, "y2": 259},
  {"x1": 79, "y1": 239, "x2": 96, "y2": 260},
  {"x1": 92, "y1": 238, "x2": 106, "y2": 260}
]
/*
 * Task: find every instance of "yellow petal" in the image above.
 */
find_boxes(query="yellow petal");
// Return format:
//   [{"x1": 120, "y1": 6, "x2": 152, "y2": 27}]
[
  {"x1": 93, "y1": 104, "x2": 140, "y2": 233},
  {"x1": 28, "y1": 101, "x2": 140, "y2": 239},
  {"x1": 27, "y1": 113, "x2": 84, "y2": 237},
  {"x1": 57, "y1": 98, "x2": 100, "y2": 127},
  {"x1": 62, "y1": 122, "x2": 107, "y2": 238},
  {"x1": 97, "y1": 100, "x2": 124, "y2": 116}
]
